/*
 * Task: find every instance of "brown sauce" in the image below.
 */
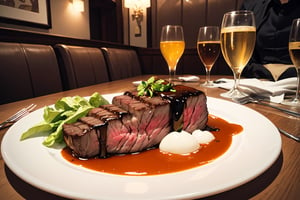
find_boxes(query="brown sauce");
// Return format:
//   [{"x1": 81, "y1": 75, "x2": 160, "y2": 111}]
[{"x1": 61, "y1": 115, "x2": 243, "y2": 176}]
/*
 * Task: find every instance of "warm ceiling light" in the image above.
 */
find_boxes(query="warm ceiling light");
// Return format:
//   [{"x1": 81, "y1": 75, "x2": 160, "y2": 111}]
[
  {"x1": 73, "y1": 0, "x2": 84, "y2": 12},
  {"x1": 124, "y1": 0, "x2": 150, "y2": 9}
]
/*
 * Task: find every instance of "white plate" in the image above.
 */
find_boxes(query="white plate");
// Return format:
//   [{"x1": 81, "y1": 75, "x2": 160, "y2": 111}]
[{"x1": 1, "y1": 95, "x2": 281, "y2": 200}]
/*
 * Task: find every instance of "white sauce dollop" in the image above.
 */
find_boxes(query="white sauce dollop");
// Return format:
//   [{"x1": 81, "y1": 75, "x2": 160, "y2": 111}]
[
  {"x1": 192, "y1": 130, "x2": 215, "y2": 144},
  {"x1": 159, "y1": 130, "x2": 216, "y2": 155},
  {"x1": 159, "y1": 131, "x2": 200, "y2": 155}
]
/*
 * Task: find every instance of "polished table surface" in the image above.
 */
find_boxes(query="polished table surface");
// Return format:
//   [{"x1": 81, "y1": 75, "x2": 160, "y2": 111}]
[{"x1": 0, "y1": 75, "x2": 299, "y2": 200}]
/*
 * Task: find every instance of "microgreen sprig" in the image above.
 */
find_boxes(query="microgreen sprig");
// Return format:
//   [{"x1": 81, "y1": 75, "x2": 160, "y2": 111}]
[{"x1": 137, "y1": 76, "x2": 176, "y2": 97}]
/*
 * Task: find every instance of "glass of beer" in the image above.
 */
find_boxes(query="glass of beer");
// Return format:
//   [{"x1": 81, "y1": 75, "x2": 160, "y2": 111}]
[
  {"x1": 282, "y1": 18, "x2": 300, "y2": 107},
  {"x1": 160, "y1": 25, "x2": 185, "y2": 82},
  {"x1": 220, "y1": 10, "x2": 256, "y2": 98},
  {"x1": 197, "y1": 26, "x2": 220, "y2": 87}
]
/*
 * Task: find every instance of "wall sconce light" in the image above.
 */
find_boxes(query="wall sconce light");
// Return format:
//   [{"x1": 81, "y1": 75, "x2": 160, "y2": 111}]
[
  {"x1": 124, "y1": 0, "x2": 150, "y2": 37},
  {"x1": 72, "y1": 0, "x2": 84, "y2": 12}
]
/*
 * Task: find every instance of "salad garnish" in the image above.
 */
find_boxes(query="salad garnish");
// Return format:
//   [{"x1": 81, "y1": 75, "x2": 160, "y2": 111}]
[
  {"x1": 20, "y1": 92, "x2": 109, "y2": 147},
  {"x1": 137, "y1": 76, "x2": 176, "y2": 97}
]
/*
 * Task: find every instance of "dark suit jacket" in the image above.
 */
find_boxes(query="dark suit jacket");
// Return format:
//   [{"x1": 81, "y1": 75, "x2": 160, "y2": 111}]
[{"x1": 241, "y1": 0, "x2": 300, "y2": 80}]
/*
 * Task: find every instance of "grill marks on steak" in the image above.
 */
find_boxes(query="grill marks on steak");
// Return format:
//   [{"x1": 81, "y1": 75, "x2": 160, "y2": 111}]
[{"x1": 63, "y1": 85, "x2": 208, "y2": 159}]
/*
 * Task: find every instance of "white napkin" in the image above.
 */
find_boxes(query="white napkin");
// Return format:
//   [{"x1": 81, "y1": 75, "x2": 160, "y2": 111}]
[
  {"x1": 178, "y1": 76, "x2": 200, "y2": 82},
  {"x1": 132, "y1": 80, "x2": 142, "y2": 86},
  {"x1": 214, "y1": 77, "x2": 297, "y2": 103}
]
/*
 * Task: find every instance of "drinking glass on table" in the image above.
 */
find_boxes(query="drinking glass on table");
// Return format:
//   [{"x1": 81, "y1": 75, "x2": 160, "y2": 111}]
[
  {"x1": 282, "y1": 18, "x2": 300, "y2": 107},
  {"x1": 197, "y1": 26, "x2": 220, "y2": 87},
  {"x1": 160, "y1": 25, "x2": 185, "y2": 82},
  {"x1": 220, "y1": 10, "x2": 256, "y2": 98}
]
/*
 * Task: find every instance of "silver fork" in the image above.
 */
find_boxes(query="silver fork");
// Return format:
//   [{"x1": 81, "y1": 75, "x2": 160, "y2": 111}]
[
  {"x1": 0, "y1": 104, "x2": 37, "y2": 129},
  {"x1": 233, "y1": 96, "x2": 300, "y2": 118},
  {"x1": 278, "y1": 128, "x2": 300, "y2": 142},
  {"x1": 234, "y1": 96, "x2": 300, "y2": 142}
]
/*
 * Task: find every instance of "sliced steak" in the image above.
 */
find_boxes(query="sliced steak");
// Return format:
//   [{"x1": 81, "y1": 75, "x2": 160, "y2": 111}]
[
  {"x1": 112, "y1": 93, "x2": 172, "y2": 151},
  {"x1": 63, "y1": 85, "x2": 208, "y2": 159},
  {"x1": 63, "y1": 120, "x2": 101, "y2": 158},
  {"x1": 158, "y1": 85, "x2": 208, "y2": 132}
]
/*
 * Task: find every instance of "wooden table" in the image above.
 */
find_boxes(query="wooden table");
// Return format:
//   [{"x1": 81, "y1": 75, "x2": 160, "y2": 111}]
[{"x1": 0, "y1": 75, "x2": 299, "y2": 200}]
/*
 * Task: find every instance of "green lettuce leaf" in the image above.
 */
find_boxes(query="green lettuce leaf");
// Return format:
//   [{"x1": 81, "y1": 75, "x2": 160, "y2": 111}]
[
  {"x1": 43, "y1": 106, "x2": 64, "y2": 123},
  {"x1": 42, "y1": 105, "x2": 92, "y2": 146},
  {"x1": 89, "y1": 92, "x2": 109, "y2": 107},
  {"x1": 20, "y1": 121, "x2": 54, "y2": 140}
]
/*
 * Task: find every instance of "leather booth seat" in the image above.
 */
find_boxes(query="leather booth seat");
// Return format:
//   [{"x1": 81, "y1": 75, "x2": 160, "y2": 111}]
[
  {"x1": 101, "y1": 47, "x2": 142, "y2": 81},
  {"x1": 0, "y1": 42, "x2": 63, "y2": 104},
  {"x1": 55, "y1": 44, "x2": 109, "y2": 90},
  {"x1": 0, "y1": 41, "x2": 144, "y2": 104}
]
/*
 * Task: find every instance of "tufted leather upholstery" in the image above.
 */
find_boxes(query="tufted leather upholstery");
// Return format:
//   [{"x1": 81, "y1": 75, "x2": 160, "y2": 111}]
[
  {"x1": 101, "y1": 47, "x2": 142, "y2": 81},
  {"x1": 0, "y1": 42, "x2": 63, "y2": 104},
  {"x1": 55, "y1": 44, "x2": 109, "y2": 90}
]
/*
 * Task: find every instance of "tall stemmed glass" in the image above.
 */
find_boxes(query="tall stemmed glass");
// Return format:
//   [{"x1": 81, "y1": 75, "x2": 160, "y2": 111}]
[
  {"x1": 282, "y1": 18, "x2": 300, "y2": 107},
  {"x1": 197, "y1": 26, "x2": 220, "y2": 87},
  {"x1": 160, "y1": 25, "x2": 185, "y2": 82},
  {"x1": 220, "y1": 10, "x2": 256, "y2": 98}
]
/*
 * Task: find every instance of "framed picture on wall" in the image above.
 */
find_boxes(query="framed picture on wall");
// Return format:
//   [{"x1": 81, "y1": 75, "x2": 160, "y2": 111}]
[{"x1": 0, "y1": 0, "x2": 51, "y2": 29}]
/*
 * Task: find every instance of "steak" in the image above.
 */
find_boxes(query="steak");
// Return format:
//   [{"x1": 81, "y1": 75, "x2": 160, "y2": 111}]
[{"x1": 63, "y1": 85, "x2": 208, "y2": 158}]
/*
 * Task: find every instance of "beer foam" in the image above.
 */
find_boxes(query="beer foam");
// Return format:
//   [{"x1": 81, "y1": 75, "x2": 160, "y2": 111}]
[{"x1": 221, "y1": 26, "x2": 256, "y2": 33}]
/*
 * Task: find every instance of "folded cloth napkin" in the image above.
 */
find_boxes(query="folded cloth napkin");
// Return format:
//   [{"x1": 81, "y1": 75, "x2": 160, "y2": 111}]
[
  {"x1": 178, "y1": 76, "x2": 200, "y2": 82},
  {"x1": 214, "y1": 77, "x2": 297, "y2": 103}
]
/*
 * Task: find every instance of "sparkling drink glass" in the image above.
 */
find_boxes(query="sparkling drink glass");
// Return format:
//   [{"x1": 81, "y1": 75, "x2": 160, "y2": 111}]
[
  {"x1": 197, "y1": 26, "x2": 220, "y2": 87},
  {"x1": 282, "y1": 18, "x2": 300, "y2": 107},
  {"x1": 160, "y1": 25, "x2": 185, "y2": 82},
  {"x1": 220, "y1": 10, "x2": 256, "y2": 98}
]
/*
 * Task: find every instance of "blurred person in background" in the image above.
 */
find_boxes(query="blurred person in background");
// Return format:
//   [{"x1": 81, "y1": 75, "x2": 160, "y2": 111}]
[{"x1": 241, "y1": 0, "x2": 300, "y2": 81}]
